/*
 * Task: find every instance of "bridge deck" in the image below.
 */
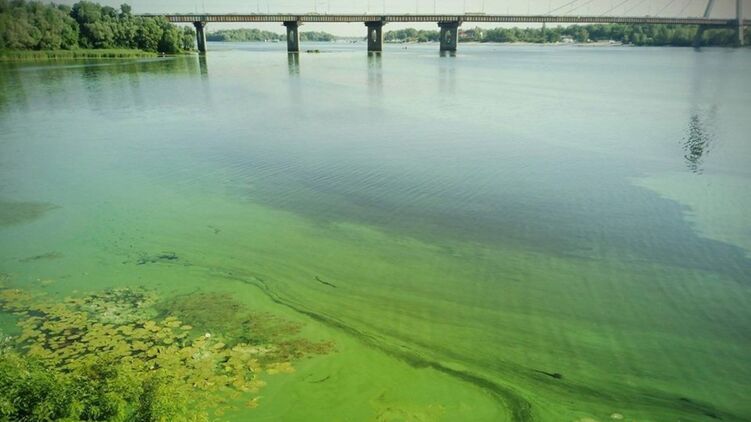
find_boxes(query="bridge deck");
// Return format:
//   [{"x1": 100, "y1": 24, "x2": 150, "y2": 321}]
[{"x1": 150, "y1": 14, "x2": 745, "y2": 26}]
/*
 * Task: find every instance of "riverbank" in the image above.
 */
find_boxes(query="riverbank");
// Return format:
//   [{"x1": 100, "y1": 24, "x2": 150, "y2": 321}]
[
  {"x1": 0, "y1": 49, "x2": 162, "y2": 61},
  {"x1": 0, "y1": 49, "x2": 161, "y2": 61}
]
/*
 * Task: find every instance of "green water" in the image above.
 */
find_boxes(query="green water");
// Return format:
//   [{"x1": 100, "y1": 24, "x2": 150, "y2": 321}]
[{"x1": 1, "y1": 43, "x2": 750, "y2": 421}]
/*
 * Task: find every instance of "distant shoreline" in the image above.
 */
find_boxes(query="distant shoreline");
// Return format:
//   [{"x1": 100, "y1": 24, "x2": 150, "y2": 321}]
[
  {"x1": 203, "y1": 40, "x2": 732, "y2": 48},
  {"x1": 203, "y1": 23, "x2": 747, "y2": 48}
]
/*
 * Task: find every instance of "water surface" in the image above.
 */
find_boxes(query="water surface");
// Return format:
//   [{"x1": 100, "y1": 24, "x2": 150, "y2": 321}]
[{"x1": 1, "y1": 43, "x2": 750, "y2": 421}]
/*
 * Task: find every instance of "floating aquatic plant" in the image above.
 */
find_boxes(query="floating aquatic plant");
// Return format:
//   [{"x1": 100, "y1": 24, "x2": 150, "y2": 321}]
[
  {"x1": 70, "y1": 287, "x2": 159, "y2": 325},
  {"x1": 155, "y1": 292, "x2": 335, "y2": 359},
  {"x1": 0, "y1": 282, "x2": 335, "y2": 420}
]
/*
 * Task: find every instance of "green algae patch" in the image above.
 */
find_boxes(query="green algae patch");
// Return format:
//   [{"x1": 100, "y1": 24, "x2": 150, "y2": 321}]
[
  {"x1": 154, "y1": 292, "x2": 334, "y2": 358},
  {"x1": 0, "y1": 200, "x2": 59, "y2": 227},
  {"x1": 0, "y1": 282, "x2": 334, "y2": 421},
  {"x1": 135, "y1": 252, "x2": 180, "y2": 266}
]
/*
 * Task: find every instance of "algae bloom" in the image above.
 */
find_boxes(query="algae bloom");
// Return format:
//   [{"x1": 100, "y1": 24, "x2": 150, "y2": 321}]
[{"x1": 0, "y1": 281, "x2": 334, "y2": 421}]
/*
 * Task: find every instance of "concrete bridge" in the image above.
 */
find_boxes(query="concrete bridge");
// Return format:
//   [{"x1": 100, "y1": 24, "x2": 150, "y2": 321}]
[{"x1": 148, "y1": 0, "x2": 747, "y2": 53}]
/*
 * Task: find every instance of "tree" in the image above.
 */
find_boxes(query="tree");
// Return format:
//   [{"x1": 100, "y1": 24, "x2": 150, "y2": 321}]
[
  {"x1": 84, "y1": 20, "x2": 115, "y2": 48},
  {"x1": 119, "y1": 3, "x2": 130, "y2": 17},
  {"x1": 71, "y1": 1, "x2": 102, "y2": 25},
  {"x1": 574, "y1": 27, "x2": 589, "y2": 43},
  {"x1": 0, "y1": 1, "x2": 193, "y2": 53},
  {"x1": 181, "y1": 26, "x2": 195, "y2": 51},
  {"x1": 135, "y1": 16, "x2": 162, "y2": 52},
  {"x1": 157, "y1": 18, "x2": 181, "y2": 53}
]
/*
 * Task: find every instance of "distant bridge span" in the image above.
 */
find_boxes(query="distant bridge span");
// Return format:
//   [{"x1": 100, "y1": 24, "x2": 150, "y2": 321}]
[
  {"x1": 143, "y1": 7, "x2": 747, "y2": 53},
  {"x1": 158, "y1": 14, "x2": 739, "y2": 26}
]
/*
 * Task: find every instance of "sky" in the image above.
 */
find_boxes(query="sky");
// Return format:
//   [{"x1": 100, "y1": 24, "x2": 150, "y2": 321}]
[{"x1": 55, "y1": 0, "x2": 747, "y2": 36}]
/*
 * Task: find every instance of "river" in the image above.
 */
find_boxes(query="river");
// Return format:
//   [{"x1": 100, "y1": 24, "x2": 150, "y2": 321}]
[{"x1": 1, "y1": 42, "x2": 750, "y2": 421}]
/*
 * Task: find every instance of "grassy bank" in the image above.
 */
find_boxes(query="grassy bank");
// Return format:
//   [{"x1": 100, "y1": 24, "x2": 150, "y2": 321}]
[{"x1": 0, "y1": 49, "x2": 159, "y2": 61}]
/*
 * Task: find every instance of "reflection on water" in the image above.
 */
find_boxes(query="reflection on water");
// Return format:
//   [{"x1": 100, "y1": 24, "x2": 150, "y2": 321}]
[
  {"x1": 287, "y1": 53, "x2": 300, "y2": 75},
  {"x1": 367, "y1": 52, "x2": 382, "y2": 94},
  {"x1": 198, "y1": 55, "x2": 208, "y2": 77},
  {"x1": 0, "y1": 65, "x2": 26, "y2": 112},
  {"x1": 439, "y1": 53, "x2": 456, "y2": 94},
  {"x1": 0, "y1": 58, "x2": 204, "y2": 122},
  {"x1": 683, "y1": 108, "x2": 715, "y2": 174}
]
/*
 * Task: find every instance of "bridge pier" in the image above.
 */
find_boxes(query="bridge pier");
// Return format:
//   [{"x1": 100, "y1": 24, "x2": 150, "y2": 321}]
[
  {"x1": 284, "y1": 21, "x2": 301, "y2": 53},
  {"x1": 737, "y1": 0, "x2": 744, "y2": 46},
  {"x1": 193, "y1": 21, "x2": 207, "y2": 53},
  {"x1": 365, "y1": 22, "x2": 385, "y2": 53},
  {"x1": 438, "y1": 21, "x2": 460, "y2": 52},
  {"x1": 693, "y1": 26, "x2": 706, "y2": 48},
  {"x1": 693, "y1": 0, "x2": 717, "y2": 48},
  {"x1": 740, "y1": 24, "x2": 746, "y2": 47}
]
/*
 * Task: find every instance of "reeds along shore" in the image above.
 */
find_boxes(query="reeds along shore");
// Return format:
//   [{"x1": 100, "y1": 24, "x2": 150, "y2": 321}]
[{"x1": 0, "y1": 49, "x2": 159, "y2": 61}]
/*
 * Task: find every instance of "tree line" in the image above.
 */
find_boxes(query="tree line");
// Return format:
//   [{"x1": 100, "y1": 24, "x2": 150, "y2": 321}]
[
  {"x1": 387, "y1": 24, "x2": 748, "y2": 46},
  {"x1": 385, "y1": 29, "x2": 440, "y2": 43},
  {"x1": 0, "y1": 0, "x2": 195, "y2": 53},
  {"x1": 206, "y1": 28, "x2": 336, "y2": 42}
]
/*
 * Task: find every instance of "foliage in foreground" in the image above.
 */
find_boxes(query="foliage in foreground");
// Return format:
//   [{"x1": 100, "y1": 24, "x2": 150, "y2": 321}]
[
  {"x1": 0, "y1": 350, "x2": 195, "y2": 422},
  {"x1": 0, "y1": 0, "x2": 195, "y2": 53},
  {"x1": 0, "y1": 281, "x2": 334, "y2": 421}
]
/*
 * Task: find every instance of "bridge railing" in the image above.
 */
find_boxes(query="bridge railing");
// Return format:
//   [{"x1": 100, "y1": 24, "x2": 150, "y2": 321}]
[{"x1": 150, "y1": 14, "x2": 737, "y2": 26}]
